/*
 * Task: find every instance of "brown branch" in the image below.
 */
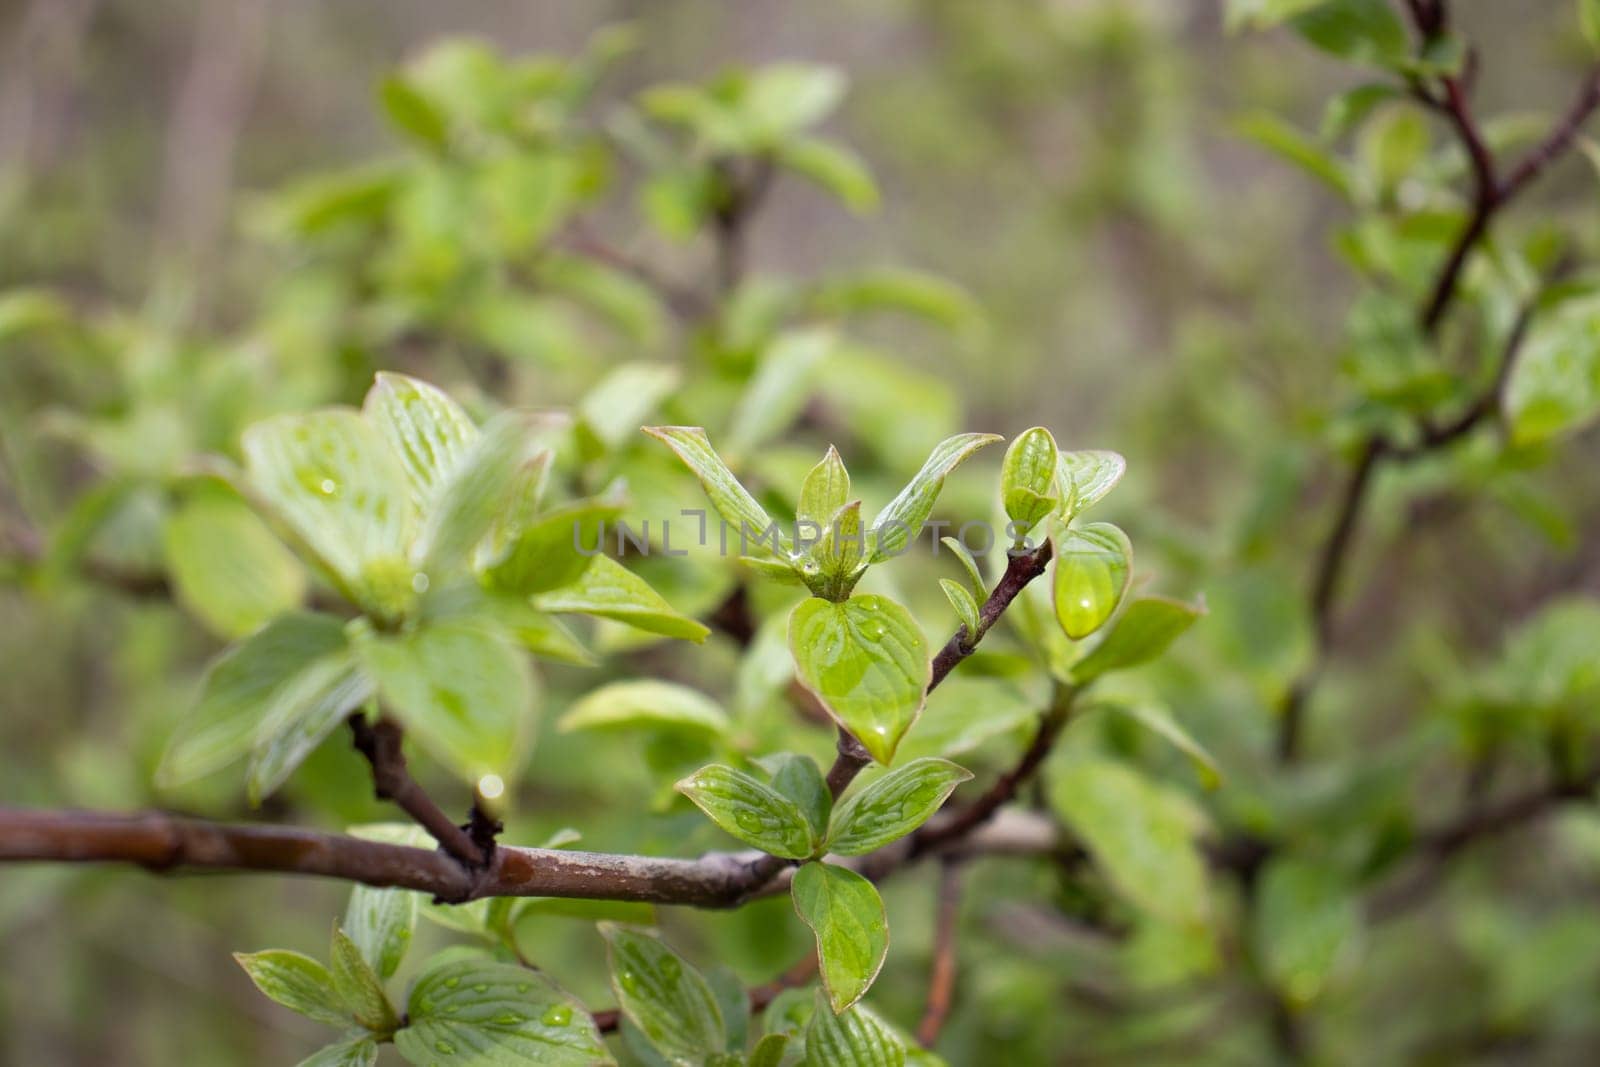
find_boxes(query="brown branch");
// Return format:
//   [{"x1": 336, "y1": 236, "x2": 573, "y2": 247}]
[
  {"x1": 710, "y1": 155, "x2": 776, "y2": 297},
  {"x1": 916, "y1": 860, "x2": 965, "y2": 1047},
  {"x1": 347, "y1": 715, "x2": 487, "y2": 869}
]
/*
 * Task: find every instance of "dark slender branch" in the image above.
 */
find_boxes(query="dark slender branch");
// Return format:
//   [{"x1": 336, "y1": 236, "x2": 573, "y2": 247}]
[
  {"x1": 710, "y1": 155, "x2": 775, "y2": 296},
  {"x1": 347, "y1": 716, "x2": 487, "y2": 869},
  {"x1": 561, "y1": 219, "x2": 708, "y2": 321},
  {"x1": 916, "y1": 860, "x2": 965, "y2": 1047}
]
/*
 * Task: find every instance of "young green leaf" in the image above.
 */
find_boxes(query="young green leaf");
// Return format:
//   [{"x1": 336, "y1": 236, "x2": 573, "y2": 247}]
[
  {"x1": 811, "y1": 268, "x2": 983, "y2": 335},
  {"x1": 868, "y1": 434, "x2": 1002, "y2": 561},
  {"x1": 247, "y1": 647, "x2": 376, "y2": 805},
  {"x1": 798, "y1": 446, "x2": 852, "y2": 532},
  {"x1": 355, "y1": 618, "x2": 536, "y2": 781},
  {"x1": 675, "y1": 764, "x2": 819, "y2": 858},
  {"x1": 600, "y1": 924, "x2": 725, "y2": 1065},
  {"x1": 1252, "y1": 858, "x2": 1359, "y2": 1006},
  {"x1": 789, "y1": 595, "x2": 931, "y2": 765},
  {"x1": 531, "y1": 555, "x2": 711, "y2": 642},
  {"x1": 1503, "y1": 297, "x2": 1600, "y2": 445},
  {"x1": 1055, "y1": 450, "x2": 1127, "y2": 520},
  {"x1": 743, "y1": 63, "x2": 846, "y2": 139},
  {"x1": 559, "y1": 680, "x2": 729, "y2": 737},
  {"x1": 1001, "y1": 426, "x2": 1060, "y2": 537},
  {"x1": 644, "y1": 426, "x2": 781, "y2": 552},
  {"x1": 748, "y1": 1032, "x2": 792, "y2": 1067},
  {"x1": 939, "y1": 536, "x2": 986, "y2": 596},
  {"x1": 415, "y1": 412, "x2": 540, "y2": 575},
  {"x1": 1052, "y1": 522, "x2": 1132, "y2": 640},
  {"x1": 158, "y1": 612, "x2": 348, "y2": 787},
  {"x1": 329, "y1": 927, "x2": 399, "y2": 1034},
  {"x1": 379, "y1": 75, "x2": 449, "y2": 151},
  {"x1": 395, "y1": 957, "x2": 611, "y2": 1067},
  {"x1": 163, "y1": 489, "x2": 305, "y2": 639},
  {"x1": 483, "y1": 496, "x2": 623, "y2": 595},
  {"x1": 726, "y1": 328, "x2": 834, "y2": 457},
  {"x1": 759, "y1": 752, "x2": 833, "y2": 840},
  {"x1": 1048, "y1": 758, "x2": 1210, "y2": 926},
  {"x1": 1090, "y1": 700, "x2": 1222, "y2": 788},
  {"x1": 778, "y1": 137, "x2": 880, "y2": 213},
  {"x1": 938, "y1": 579, "x2": 981, "y2": 639},
  {"x1": 804, "y1": 989, "x2": 906, "y2": 1066},
  {"x1": 233, "y1": 950, "x2": 350, "y2": 1027},
  {"x1": 1071, "y1": 596, "x2": 1204, "y2": 681},
  {"x1": 296, "y1": 1036, "x2": 379, "y2": 1067},
  {"x1": 343, "y1": 877, "x2": 418, "y2": 981},
  {"x1": 790, "y1": 862, "x2": 889, "y2": 1014},
  {"x1": 361, "y1": 372, "x2": 478, "y2": 512},
  {"x1": 811, "y1": 500, "x2": 866, "y2": 592},
  {"x1": 1289, "y1": 0, "x2": 1408, "y2": 65},
  {"x1": 579, "y1": 362, "x2": 681, "y2": 451},
  {"x1": 241, "y1": 409, "x2": 416, "y2": 610},
  {"x1": 825, "y1": 758, "x2": 973, "y2": 856}
]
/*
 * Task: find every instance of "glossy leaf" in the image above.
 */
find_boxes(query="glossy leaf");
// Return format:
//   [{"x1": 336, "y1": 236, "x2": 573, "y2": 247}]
[
  {"x1": 416, "y1": 412, "x2": 540, "y2": 574},
  {"x1": 791, "y1": 861, "x2": 889, "y2": 1013},
  {"x1": 600, "y1": 924, "x2": 724, "y2": 1065},
  {"x1": 483, "y1": 496, "x2": 623, "y2": 595},
  {"x1": 158, "y1": 612, "x2": 348, "y2": 787},
  {"x1": 868, "y1": 434, "x2": 1002, "y2": 561},
  {"x1": 761, "y1": 752, "x2": 832, "y2": 840},
  {"x1": 939, "y1": 579, "x2": 981, "y2": 638},
  {"x1": 163, "y1": 489, "x2": 305, "y2": 639},
  {"x1": 329, "y1": 927, "x2": 398, "y2": 1033},
  {"x1": 644, "y1": 426, "x2": 780, "y2": 551},
  {"x1": 355, "y1": 618, "x2": 536, "y2": 781},
  {"x1": 1001, "y1": 427, "x2": 1060, "y2": 536},
  {"x1": 1071, "y1": 596, "x2": 1203, "y2": 681},
  {"x1": 296, "y1": 1037, "x2": 379, "y2": 1067},
  {"x1": 361, "y1": 373, "x2": 477, "y2": 512},
  {"x1": 1055, "y1": 450, "x2": 1127, "y2": 520},
  {"x1": 826, "y1": 758, "x2": 972, "y2": 855},
  {"x1": 343, "y1": 877, "x2": 417, "y2": 981},
  {"x1": 247, "y1": 646, "x2": 376, "y2": 805},
  {"x1": 395, "y1": 957, "x2": 611, "y2": 1066},
  {"x1": 675, "y1": 764, "x2": 819, "y2": 858},
  {"x1": 531, "y1": 555, "x2": 710, "y2": 642},
  {"x1": 789, "y1": 595, "x2": 931, "y2": 764},
  {"x1": 804, "y1": 989, "x2": 905, "y2": 1065},
  {"x1": 560, "y1": 680, "x2": 729, "y2": 737},
  {"x1": 798, "y1": 446, "x2": 852, "y2": 533},
  {"x1": 233, "y1": 950, "x2": 349, "y2": 1027},
  {"x1": 811, "y1": 500, "x2": 866, "y2": 590},
  {"x1": 1049, "y1": 758, "x2": 1210, "y2": 926},
  {"x1": 939, "y1": 536, "x2": 985, "y2": 596},
  {"x1": 1052, "y1": 522, "x2": 1132, "y2": 640}
]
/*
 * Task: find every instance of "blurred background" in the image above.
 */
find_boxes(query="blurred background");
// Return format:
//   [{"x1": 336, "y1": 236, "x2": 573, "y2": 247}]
[{"x1": 5, "y1": 1, "x2": 1600, "y2": 1063}]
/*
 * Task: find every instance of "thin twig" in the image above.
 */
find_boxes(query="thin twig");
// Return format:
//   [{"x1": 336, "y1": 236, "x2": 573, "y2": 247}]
[
  {"x1": 347, "y1": 716, "x2": 487, "y2": 869},
  {"x1": 916, "y1": 860, "x2": 965, "y2": 1047}
]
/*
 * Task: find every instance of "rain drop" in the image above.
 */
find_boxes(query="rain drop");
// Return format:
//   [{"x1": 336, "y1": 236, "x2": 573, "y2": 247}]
[
  {"x1": 542, "y1": 1005, "x2": 573, "y2": 1027},
  {"x1": 411, "y1": 572, "x2": 430, "y2": 594}
]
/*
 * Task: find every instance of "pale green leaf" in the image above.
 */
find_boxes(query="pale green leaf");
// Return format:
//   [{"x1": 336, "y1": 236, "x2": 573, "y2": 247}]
[
  {"x1": 789, "y1": 595, "x2": 931, "y2": 764},
  {"x1": 483, "y1": 496, "x2": 623, "y2": 595},
  {"x1": 296, "y1": 1036, "x2": 379, "y2": 1067},
  {"x1": 749, "y1": 1032, "x2": 792, "y2": 1067},
  {"x1": 1071, "y1": 596, "x2": 1203, "y2": 681},
  {"x1": 559, "y1": 680, "x2": 729, "y2": 736},
  {"x1": 416, "y1": 412, "x2": 541, "y2": 575},
  {"x1": 1252, "y1": 858, "x2": 1359, "y2": 1006},
  {"x1": 939, "y1": 579, "x2": 981, "y2": 638},
  {"x1": 355, "y1": 619, "x2": 536, "y2": 781},
  {"x1": 938, "y1": 536, "x2": 985, "y2": 596},
  {"x1": 826, "y1": 758, "x2": 973, "y2": 856},
  {"x1": 600, "y1": 924, "x2": 724, "y2": 1065},
  {"x1": 868, "y1": 434, "x2": 1002, "y2": 561},
  {"x1": 644, "y1": 426, "x2": 781, "y2": 551},
  {"x1": 580, "y1": 362, "x2": 681, "y2": 451},
  {"x1": 329, "y1": 928, "x2": 398, "y2": 1033},
  {"x1": 727, "y1": 328, "x2": 834, "y2": 457},
  {"x1": 799, "y1": 447, "x2": 852, "y2": 532},
  {"x1": 778, "y1": 137, "x2": 880, "y2": 213},
  {"x1": 804, "y1": 989, "x2": 905, "y2": 1066},
  {"x1": 1052, "y1": 522, "x2": 1132, "y2": 640},
  {"x1": 1235, "y1": 113, "x2": 1353, "y2": 200},
  {"x1": 163, "y1": 489, "x2": 306, "y2": 639},
  {"x1": 743, "y1": 63, "x2": 847, "y2": 138},
  {"x1": 1504, "y1": 297, "x2": 1600, "y2": 444},
  {"x1": 396, "y1": 957, "x2": 611, "y2": 1066},
  {"x1": 1056, "y1": 450, "x2": 1126, "y2": 518},
  {"x1": 1048, "y1": 758, "x2": 1210, "y2": 926},
  {"x1": 247, "y1": 646, "x2": 376, "y2": 805},
  {"x1": 362, "y1": 372, "x2": 478, "y2": 514},
  {"x1": 812, "y1": 269, "x2": 983, "y2": 335},
  {"x1": 233, "y1": 950, "x2": 349, "y2": 1027},
  {"x1": 675, "y1": 764, "x2": 819, "y2": 858},
  {"x1": 380, "y1": 76, "x2": 449, "y2": 151},
  {"x1": 343, "y1": 878, "x2": 417, "y2": 981},
  {"x1": 158, "y1": 612, "x2": 347, "y2": 787},
  {"x1": 790, "y1": 862, "x2": 888, "y2": 1014},
  {"x1": 1001, "y1": 427, "x2": 1060, "y2": 536},
  {"x1": 531, "y1": 555, "x2": 710, "y2": 642}
]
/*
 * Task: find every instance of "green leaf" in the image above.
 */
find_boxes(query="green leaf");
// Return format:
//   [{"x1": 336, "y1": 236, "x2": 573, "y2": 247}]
[
  {"x1": 1584, "y1": 0, "x2": 1600, "y2": 50},
  {"x1": 380, "y1": 76, "x2": 450, "y2": 151},
  {"x1": 789, "y1": 595, "x2": 931, "y2": 764},
  {"x1": 355, "y1": 618, "x2": 536, "y2": 781},
  {"x1": 939, "y1": 536, "x2": 986, "y2": 596},
  {"x1": 579, "y1": 362, "x2": 681, "y2": 451},
  {"x1": 1252, "y1": 858, "x2": 1359, "y2": 1006},
  {"x1": 804, "y1": 990, "x2": 906, "y2": 1066},
  {"x1": 778, "y1": 137, "x2": 880, "y2": 213},
  {"x1": 726, "y1": 328, "x2": 834, "y2": 457},
  {"x1": 749, "y1": 1032, "x2": 792, "y2": 1067},
  {"x1": 1052, "y1": 522, "x2": 1132, "y2": 640},
  {"x1": 1321, "y1": 83, "x2": 1403, "y2": 140},
  {"x1": 1071, "y1": 596, "x2": 1204, "y2": 681},
  {"x1": 825, "y1": 758, "x2": 973, "y2": 855},
  {"x1": 600, "y1": 924, "x2": 725, "y2": 1065},
  {"x1": 1001, "y1": 427, "x2": 1060, "y2": 537},
  {"x1": 344, "y1": 877, "x2": 418, "y2": 981},
  {"x1": 559, "y1": 680, "x2": 729, "y2": 737},
  {"x1": 489, "y1": 602, "x2": 595, "y2": 665},
  {"x1": 362, "y1": 372, "x2": 478, "y2": 515},
  {"x1": 1048, "y1": 758, "x2": 1210, "y2": 926},
  {"x1": 158, "y1": 612, "x2": 348, "y2": 787},
  {"x1": 296, "y1": 1036, "x2": 379, "y2": 1067},
  {"x1": 531, "y1": 555, "x2": 710, "y2": 642},
  {"x1": 811, "y1": 500, "x2": 866, "y2": 592},
  {"x1": 675, "y1": 764, "x2": 819, "y2": 858},
  {"x1": 396, "y1": 957, "x2": 611, "y2": 1066},
  {"x1": 483, "y1": 496, "x2": 623, "y2": 595},
  {"x1": 247, "y1": 645, "x2": 376, "y2": 805},
  {"x1": 812, "y1": 269, "x2": 984, "y2": 336},
  {"x1": 0, "y1": 287, "x2": 71, "y2": 342},
  {"x1": 330, "y1": 928, "x2": 399, "y2": 1034},
  {"x1": 743, "y1": 63, "x2": 847, "y2": 138},
  {"x1": 1290, "y1": 0, "x2": 1409, "y2": 64},
  {"x1": 644, "y1": 426, "x2": 781, "y2": 551},
  {"x1": 798, "y1": 446, "x2": 852, "y2": 532},
  {"x1": 761, "y1": 753, "x2": 833, "y2": 841},
  {"x1": 241, "y1": 408, "x2": 416, "y2": 612},
  {"x1": 869, "y1": 434, "x2": 1002, "y2": 561},
  {"x1": 163, "y1": 489, "x2": 306, "y2": 639},
  {"x1": 1224, "y1": 0, "x2": 1323, "y2": 30},
  {"x1": 1090, "y1": 700, "x2": 1222, "y2": 788},
  {"x1": 416, "y1": 412, "x2": 540, "y2": 575},
  {"x1": 233, "y1": 950, "x2": 349, "y2": 1027},
  {"x1": 1234, "y1": 113, "x2": 1353, "y2": 200},
  {"x1": 938, "y1": 579, "x2": 981, "y2": 639},
  {"x1": 790, "y1": 862, "x2": 889, "y2": 1014},
  {"x1": 540, "y1": 255, "x2": 666, "y2": 348},
  {"x1": 1504, "y1": 297, "x2": 1600, "y2": 444}
]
